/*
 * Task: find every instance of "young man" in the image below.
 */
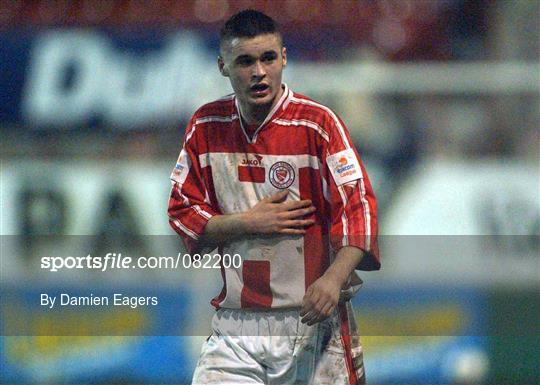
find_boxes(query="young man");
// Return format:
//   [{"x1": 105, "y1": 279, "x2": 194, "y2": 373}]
[{"x1": 168, "y1": 9, "x2": 379, "y2": 385}]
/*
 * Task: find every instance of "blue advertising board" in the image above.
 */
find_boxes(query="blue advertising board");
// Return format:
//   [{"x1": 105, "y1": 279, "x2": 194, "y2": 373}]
[
  {"x1": 1, "y1": 284, "x2": 196, "y2": 383},
  {"x1": 352, "y1": 284, "x2": 489, "y2": 384}
]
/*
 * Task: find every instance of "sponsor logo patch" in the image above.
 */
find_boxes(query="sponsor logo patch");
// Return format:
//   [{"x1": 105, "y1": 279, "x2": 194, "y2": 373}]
[
  {"x1": 327, "y1": 149, "x2": 362, "y2": 186},
  {"x1": 171, "y1": 162, "x2": 185, "y2": 181},
  {"x1": 170, "y1": 149, "x2": 189, "y2": 183},
  {"x1": 269, "y1": 161, "x2": 295, "y2": 189}
]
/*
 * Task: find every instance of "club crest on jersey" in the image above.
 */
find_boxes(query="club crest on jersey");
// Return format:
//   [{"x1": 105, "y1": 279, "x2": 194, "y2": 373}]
[{"x1": 269, "y1": 161, "x2": 295, "y2": 189}]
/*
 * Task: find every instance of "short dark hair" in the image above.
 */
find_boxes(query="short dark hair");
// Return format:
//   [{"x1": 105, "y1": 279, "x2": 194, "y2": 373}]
[{"x1": 220, "y1": 9, "x2": 281, "y2": 51}]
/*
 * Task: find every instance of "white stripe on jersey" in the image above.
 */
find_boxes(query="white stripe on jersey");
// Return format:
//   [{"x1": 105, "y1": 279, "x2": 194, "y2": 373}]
[
  {"x1": 272, "y1": 118, "x2": 330, "y2": 142},
  {"x1": 198, "y1": 152, "x2": 320, "y2": 170},
  {"x1": 289, "y1": 95, "x2": 352, "y2": 149},
  {"x1": 171, "y1": 218, "x2": 199, "y2": 240},
  {"x1": 337, "y1": 184, "x2": 349, "y2": 247},
  {"x1": 195, "y1": 115, "x2": 239, "y2": 125},
  {"x1": 358, "y1": 177, "x2": 371, "y2": 250},
  {"x1": 192, "y1": 205, "x2": 213, "y2": 220},
  {"x1": 221, "y1": 265, "x2": 243, "y2": 307},
  {"x1": 185, "y1": 115, "x2": 239, "y2": 144},
  {"x1": 185, "y1": 125, "x2": 197, "y2": 144}
]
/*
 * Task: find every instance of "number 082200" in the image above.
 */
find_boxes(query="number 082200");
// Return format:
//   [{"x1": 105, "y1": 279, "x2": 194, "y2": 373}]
[{"x1": 182, "y1": 253, "x2": 242, "y2": 269}]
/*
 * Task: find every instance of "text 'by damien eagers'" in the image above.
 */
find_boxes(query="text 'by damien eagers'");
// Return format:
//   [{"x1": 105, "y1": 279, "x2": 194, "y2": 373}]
[{"x1": 40, "y1": 293, "x2": 158, "y2": 309}]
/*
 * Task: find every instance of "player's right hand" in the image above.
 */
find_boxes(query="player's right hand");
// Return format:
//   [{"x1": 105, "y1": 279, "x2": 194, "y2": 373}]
[{"x1": 242, "y1": 189, "x2": 316, "y2": 235}]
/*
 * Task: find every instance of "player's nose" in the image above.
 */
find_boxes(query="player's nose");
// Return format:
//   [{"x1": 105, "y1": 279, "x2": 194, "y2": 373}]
[{"x1": 252, "y1": 60, "x2": 266, "y2": 78}]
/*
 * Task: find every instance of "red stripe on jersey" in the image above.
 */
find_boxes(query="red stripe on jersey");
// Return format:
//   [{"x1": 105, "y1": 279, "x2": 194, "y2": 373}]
[
  {"x1": 300, "y1": 167, "x2": 328, "y2": 289},
  {"x1": 241, "y1": 260, "x2": 272, "y2": 308},
  {"x1": 339, "y1": 303, "x2": 360, "y2": 385},
  {"x1": 303, "y1": 225, "x2": 325, "y2": 290},
  {"x1": 343, "y1": 183, "x2": 364, "y2": 245},
  {"x1": 238, "y1": 166, "x2": 266, "y2": 183},
  {"x1": 202, "y1": 165, "x2": 221, "y2": 211}
]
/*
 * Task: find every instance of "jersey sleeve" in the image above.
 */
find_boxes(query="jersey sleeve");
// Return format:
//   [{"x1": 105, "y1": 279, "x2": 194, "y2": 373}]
[
  {"x1": 322, "y1": 113, "x2": 380, "y2": 270},
  {"x1": 167, "y1": 116, "x2": 221, "y2": 254}
]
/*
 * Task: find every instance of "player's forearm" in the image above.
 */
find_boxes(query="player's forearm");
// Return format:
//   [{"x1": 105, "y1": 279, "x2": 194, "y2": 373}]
[
  {"x1": 199, "y1": 213, "x2": 250, "y2": 246},
  {"x1": 198, "y1": 190, "x2": 315, "y2": 247},
  {"x1": 323, "y1": 246, "x2": 365, "y2": 288}
]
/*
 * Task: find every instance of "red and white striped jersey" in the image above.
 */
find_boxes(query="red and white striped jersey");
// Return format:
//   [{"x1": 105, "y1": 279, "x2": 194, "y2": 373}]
[{"x1": 168, "y1": 84, "x2": 379, "y2": 309}]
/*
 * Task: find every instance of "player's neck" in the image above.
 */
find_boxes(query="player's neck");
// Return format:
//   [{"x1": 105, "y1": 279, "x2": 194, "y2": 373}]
[
  {"x1": 240, "y1": 111, "x2": 265, "y2": 139},
  {"x1": 240, "y1": 101, "x2": 275, "y2": 126},
  {"x1": 240, "y1": 107, "x2": 268, "y2": 126},
  {"x1": 238, "y1": 85, "x2": 285, "y2": 126}
]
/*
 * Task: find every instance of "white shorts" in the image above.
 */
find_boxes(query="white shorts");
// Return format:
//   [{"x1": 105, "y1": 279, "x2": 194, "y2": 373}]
[{"x1": 191, "y1": 301, "x2": 365, "y2": 385}]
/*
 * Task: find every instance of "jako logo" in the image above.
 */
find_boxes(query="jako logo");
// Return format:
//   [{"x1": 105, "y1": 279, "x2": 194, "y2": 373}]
[{"x1": 241, "y1": 154, "x2": 263, "y2": 166}]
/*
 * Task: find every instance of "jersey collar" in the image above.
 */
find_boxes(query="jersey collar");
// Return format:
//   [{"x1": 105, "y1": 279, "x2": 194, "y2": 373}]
[{"x1": 235, "y1": 83, "x2": 291, "y2": 144}]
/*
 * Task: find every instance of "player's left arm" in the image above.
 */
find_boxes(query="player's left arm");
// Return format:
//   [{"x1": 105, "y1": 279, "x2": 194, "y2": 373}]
[
  {"x1": 300, "y1": 246, "x2": 364, "y2": 325},
  {"x1": 300, "y1": 111, "x2": 379, "y2": 325}
]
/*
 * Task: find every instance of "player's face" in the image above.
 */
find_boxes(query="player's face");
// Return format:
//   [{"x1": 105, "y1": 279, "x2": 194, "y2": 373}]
[{"x1": 219, "y1": 33, "x2": 287, "y2": 115}]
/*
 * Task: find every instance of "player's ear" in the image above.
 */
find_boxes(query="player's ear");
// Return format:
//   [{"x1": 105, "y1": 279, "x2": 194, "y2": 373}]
[
  {"x1": 281, "y1": 47, "x2": 287, "y2": 67},
  {"x1": 218, "y1": 56, "x2": 229, "y2": 77}
]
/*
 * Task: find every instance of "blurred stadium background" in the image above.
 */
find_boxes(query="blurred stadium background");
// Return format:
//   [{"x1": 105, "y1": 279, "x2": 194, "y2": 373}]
[{"x1": 0, "y1": 0, "x2": 538, "y2": 384}]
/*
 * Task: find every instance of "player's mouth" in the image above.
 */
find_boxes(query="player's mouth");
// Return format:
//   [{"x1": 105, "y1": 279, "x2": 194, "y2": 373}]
[{"x1": 250, "y1": 83, "x2": 270, "y2": 97}]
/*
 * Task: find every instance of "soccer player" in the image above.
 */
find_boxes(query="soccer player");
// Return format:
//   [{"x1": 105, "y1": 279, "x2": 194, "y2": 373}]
[{"x1": 168, "y1": 9, "x2": 379, "y2": 385}]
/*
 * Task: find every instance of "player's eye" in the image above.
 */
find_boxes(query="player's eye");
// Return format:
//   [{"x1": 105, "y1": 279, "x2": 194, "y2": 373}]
[
  {"x1": 261, "y1": 52, "x2": 277, "y2": 62},
  {"x1": 235, "y1": 56, "x2": 254, "y2": 66}
]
